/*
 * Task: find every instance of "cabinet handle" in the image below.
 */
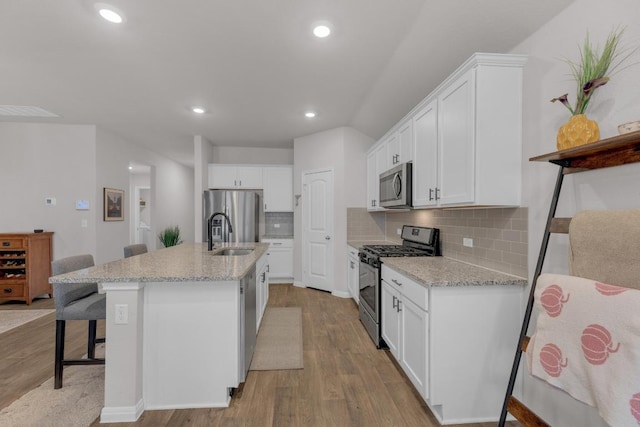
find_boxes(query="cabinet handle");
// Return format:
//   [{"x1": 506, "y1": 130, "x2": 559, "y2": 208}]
[
  {"x1": 273, "y1": 242, "x2": 282, "y2": 246},
  {"x1": 350, "y1": 261, "x2": 354, "y2": 268},
  {"x1": 392, "y1": 295, "x2": 397, "y2": 309},
  {"x1": 4, "y1": 288, "x2": 12, "y2": 294},
  {"x1": 391, "y1": 278, "x2": 402, "y2": 286},
  {"x1": 429, "y1": 188, "x2": 434, "y2": 201},
  {"x1": 435, "y1": 188, "x2": 440, "y2": 200},
  {"x1": 239, "y1": 180, "x2": 242, "y2": 187},
  {"x1": 234, "y1": 180, "x2": 237, "y2": 186},
  {"x1": 265, "y1": 203, "x2": 267, "y2": 210},
  {"x1": 397, "y1": 300, "x2": 402, "y2": 312}
]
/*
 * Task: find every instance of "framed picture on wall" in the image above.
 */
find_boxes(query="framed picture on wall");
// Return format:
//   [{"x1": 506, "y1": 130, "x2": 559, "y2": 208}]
[{"x1": 104, "y1": 188, "x2": 124, "y2": 221}]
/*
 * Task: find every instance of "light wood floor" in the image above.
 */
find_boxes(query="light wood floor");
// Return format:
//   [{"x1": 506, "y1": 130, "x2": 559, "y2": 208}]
[{"x1": 1, "y1": 285, "x2": 514, "y2": 427}]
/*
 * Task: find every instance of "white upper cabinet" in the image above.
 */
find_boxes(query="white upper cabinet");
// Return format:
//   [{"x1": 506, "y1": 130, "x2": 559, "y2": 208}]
[
  {"x1": 366, "y1": 144, "x2": 387, "y2": 211},
  {"x1": 376, "y1": 52, "x2": 527, "y2": 209},
  {"x1": 263, "y1": 166, "x2": 293, "y2": 212},
  {"x1": 437, "y1": 69, "x2": 475, "y2": 206},
  {"x1": 208, "y1": 165, "x2": 263, "y2": 189},
  {"x1": 412, "y1": 99, "x2": 438, "y2": 207},
  {"x1": 397, "y1": 118, "x2": 414, "y2": 165}
]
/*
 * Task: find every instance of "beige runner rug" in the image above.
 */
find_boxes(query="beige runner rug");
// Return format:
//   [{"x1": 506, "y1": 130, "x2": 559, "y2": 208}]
[
  {"x1": 250, "y1": 307, "x2": 303, "y2": 371},
  {"x1": 0, "y1": 309, "x2": 55, "y2": 334}
]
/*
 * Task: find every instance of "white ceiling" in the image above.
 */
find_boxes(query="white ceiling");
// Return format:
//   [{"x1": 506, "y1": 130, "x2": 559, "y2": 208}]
[{"x1": 1, "y1": 0, "x2": 575, "y2": 166}]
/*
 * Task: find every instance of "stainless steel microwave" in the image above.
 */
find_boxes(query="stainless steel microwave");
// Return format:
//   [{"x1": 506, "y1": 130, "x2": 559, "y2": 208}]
[{"x1": 379, "y1": 162, "x2": 412, "y2": 208}]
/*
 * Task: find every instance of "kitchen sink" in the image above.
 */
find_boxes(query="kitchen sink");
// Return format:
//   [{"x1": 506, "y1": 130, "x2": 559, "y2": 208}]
[{"x1": 212, "y1": 248, "x2": 254, "y2": 256}]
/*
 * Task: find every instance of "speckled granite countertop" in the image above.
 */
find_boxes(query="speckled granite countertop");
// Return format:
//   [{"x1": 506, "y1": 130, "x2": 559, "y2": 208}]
[
  {"x1": 49, "y1": 242, "x2": 269, "y2": 284},
  {"x1": 382, "y1": 257, "x2": 527, "y2": 288}
]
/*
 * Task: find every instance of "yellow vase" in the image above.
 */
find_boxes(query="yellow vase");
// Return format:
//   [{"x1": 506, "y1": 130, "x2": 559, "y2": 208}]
[{"x1": 556, "y1": 114, "x2": 600, "y2": 151}]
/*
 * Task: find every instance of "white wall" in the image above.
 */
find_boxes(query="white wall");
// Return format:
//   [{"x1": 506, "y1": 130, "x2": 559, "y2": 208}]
[
  {"x1": 96, "y1": 128, "x2": 194, "y2": 262},
  {"x1": 0, "y1": 123, "x2": 98, "y2": 259},
  {"x1": 212, "y1": 146, "x2": 293, "y2": 164},
  {"x1": 194, "y1": 135, "x2": 214, "y2": 242},
  {"x1": 293, "y1": 126, "x2": 373, "y2": 296},
  {"x1": 343, "y1": 127, "x2": 374, "y2": 208},
  {"x1": 512, "y1": 1, "x2": 640, "y2": 425},
  {"x1": 0, "y1": 123, "x2": 194, "y2": 264}
]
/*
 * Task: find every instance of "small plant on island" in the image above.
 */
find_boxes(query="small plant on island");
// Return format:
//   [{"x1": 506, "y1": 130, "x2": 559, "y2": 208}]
[{"x1": 158, "y1": 225, "x2": 182, "y2": 247}]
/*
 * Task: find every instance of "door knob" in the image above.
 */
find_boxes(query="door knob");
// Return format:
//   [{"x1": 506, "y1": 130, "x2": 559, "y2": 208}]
[{"x1": 325, "y1": 236, "x2": 331, "y2": 240}]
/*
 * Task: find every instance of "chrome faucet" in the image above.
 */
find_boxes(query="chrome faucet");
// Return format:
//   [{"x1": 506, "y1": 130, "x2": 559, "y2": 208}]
[{"x1": 207, "y1": 212, "x2": 233, "y2": 251}]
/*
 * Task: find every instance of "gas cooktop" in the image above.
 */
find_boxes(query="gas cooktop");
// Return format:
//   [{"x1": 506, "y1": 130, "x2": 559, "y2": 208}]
[{"x1": 361, "y1": 244, "x2": 430, "y2": 257}]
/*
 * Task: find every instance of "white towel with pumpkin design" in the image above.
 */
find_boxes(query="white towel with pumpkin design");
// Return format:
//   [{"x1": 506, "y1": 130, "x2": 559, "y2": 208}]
[{"x1": 527, "y1": 273, "x2": 640, "y2": 427}]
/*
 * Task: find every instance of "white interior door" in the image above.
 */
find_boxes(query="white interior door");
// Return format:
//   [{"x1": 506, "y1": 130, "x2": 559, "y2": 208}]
[{"x1": 302, "y1": 169, "x2": 334, "y2": 292}]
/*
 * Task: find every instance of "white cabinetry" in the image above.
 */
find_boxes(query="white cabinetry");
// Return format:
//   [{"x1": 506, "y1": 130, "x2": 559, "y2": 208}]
[
  {"x1": 368, "y1": 53, "x2": 526, "y2": 210},
  {"x1": 381, "y1": 266, "x2": 429, "y2": 398},
  {"x1": 263, "y1": 166, "x2": 293, "y2": 212},
  {"x1": 413, "y1": 54, "x2": 526, "y2": 208},
  {"x1": 261, "y1": 238, "x2": 293, "y2": 283},
  {"x1": 347, "y1": 245, "x2": 359, "y2": 303},
  {"x1": 381, "y1": 263, "x2": 523, "y2": 424},
  {"x1": 366, "y1": 144, "x2": 387, "y2": 211},
  {"x1": 208, "y1": 164, "x2": 263, "y2": 189},
  {"x1": 256, "y1": 254, "x2": 269, "y2": 329},
  {"x1": 387, "y1": 118, "x2": 413, "y2": 167},
  {"x1": 412, "y1": 99, "x2": 438, "y2": 207}
]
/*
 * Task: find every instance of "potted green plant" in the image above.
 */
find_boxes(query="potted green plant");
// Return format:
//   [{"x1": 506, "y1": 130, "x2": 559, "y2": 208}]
[
  {"x1": 158, "y1": 225, "x2": 182, "y2": 247},
  {"x1": 551, "y1": 28, "x2": 633, "y2": 150}
]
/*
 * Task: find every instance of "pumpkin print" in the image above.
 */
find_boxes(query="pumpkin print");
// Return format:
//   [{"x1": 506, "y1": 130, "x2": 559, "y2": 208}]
[
  {"x1": 595, "y1": 282, "x2": 628, "y2": 296},
  {"x1": 540, "y1": 285, "x2": 570, "y2": 317},
  {"x1": 539, "y1": 343, "x2": 567, "y2": 377},
  {"x1": 581, "y1": 324, "x2": 620, "y2": 365},
  {"x1": 630, "y1": 393, "x2": 640, "y2": 424}
]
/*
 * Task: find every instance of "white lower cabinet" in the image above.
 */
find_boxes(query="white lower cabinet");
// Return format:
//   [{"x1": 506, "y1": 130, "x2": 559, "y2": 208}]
[
  {"x1": 381, "y1": 266, "x2": 429, "y2": 399},
  {"x1": 347, "y1": 245, "x2": 360, "y2": 302},
  {"x1": 261, "y1": 238, "x2": 293, "y2": 283},
  {"x1": 256, "y1": 254, "x2": 269, "y2": 329},
  {"x1": 381, "y1": 264, "x2": 523, "y2": 424}
]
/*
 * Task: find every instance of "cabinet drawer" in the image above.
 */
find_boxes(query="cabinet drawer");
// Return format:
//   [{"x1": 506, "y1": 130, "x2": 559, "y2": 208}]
[
  {"x1": 261, "y1": 238, "x2": 293, "y2": 248},
  {"x1": 0, "y1": 283, "x2": 25, "y2": 297},
  {"x1": 0, "y1": 238, "x2": 24, "y2": 250},
  {"x1": 381, "y1": 264, "x2": 428, "y2": 311}
]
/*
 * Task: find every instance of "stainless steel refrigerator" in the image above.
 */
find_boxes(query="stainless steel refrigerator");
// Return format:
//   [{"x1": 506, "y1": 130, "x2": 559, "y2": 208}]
[{"x1": 203, "y1": 190, "x2": 263, "y2": 244}]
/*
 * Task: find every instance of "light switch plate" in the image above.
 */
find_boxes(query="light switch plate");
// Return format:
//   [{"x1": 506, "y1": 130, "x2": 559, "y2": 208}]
[
  {"x1": 76, "y1": 200, "x2": 90, "y2": 210},
  {"x1": 463, "y1": 238, "x2": 474, "y2": 248},
  {"x1": 45, "y1": 197, "x2": 56, "y2": 206}
]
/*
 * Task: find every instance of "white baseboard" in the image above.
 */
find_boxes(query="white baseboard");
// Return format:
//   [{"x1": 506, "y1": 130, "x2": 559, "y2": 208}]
[
  {"x1": 293, "y1": 280, "x2": 306, "y2": 288},
  {"x1": 100, "y1": 399, "x2": 144, "y2": 423},
  {"x1": 331, "y1": 290, "x2": 351, "y2": 299}
]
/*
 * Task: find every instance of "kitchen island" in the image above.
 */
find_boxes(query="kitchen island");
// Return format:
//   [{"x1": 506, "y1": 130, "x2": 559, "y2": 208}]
[{"x1": 49, "y1": 242, "x2": 269, "y2": 423}]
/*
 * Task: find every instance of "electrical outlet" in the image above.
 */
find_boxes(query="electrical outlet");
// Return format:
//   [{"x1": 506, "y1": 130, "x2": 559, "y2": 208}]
[
  {"x1": 45, "y1": 197, "x2": 56, "y2": 206},
  {"x1": 274, "y1": 223, "x2": 280, "y2": 228},
  {"x1": 397, "y1": 228, "x2": 402, "y2": 235},
  {"x1": 115, "y1": 304, "x2": 128, "y2": 324},
  {"x1": 81, "y1": 219, "x2": 88, "y2": 228},
  {"x1": 463, "y1": 238, "x2": 473, "y2": 248}
]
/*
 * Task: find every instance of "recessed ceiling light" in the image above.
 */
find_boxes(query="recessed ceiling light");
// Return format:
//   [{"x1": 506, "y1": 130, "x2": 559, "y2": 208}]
[
  {"x1": 305, "y1": 112, "x2": 316, "y2": 118},
  {"x1": 313, "y1": 25, "x2": 331, "y2": 38},
  {"x1": 95, "y1": 3, "x2": 124, "y2": 24},
  {"x1": 192, "y1": 107, "x2": 206, "y2": 114},
  {"x1": 128, "y1": 166, "x2": 133, "y2": 170}
]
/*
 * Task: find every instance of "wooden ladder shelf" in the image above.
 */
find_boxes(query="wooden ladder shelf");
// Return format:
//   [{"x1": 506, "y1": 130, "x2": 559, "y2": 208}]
[{"x1": 498, "y1": 130, "x2": 640, "y2": 426}]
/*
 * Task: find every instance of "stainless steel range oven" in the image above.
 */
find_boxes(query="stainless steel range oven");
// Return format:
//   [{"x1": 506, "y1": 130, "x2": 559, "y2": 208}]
[{"x1": 358, "y1": 225, "x2": 440, "y2": 348}]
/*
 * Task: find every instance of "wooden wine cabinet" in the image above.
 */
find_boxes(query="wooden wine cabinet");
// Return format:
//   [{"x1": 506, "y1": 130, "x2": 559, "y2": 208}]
[{"x1": 0, "y1": 232, "x2": 53, "y2": 304}]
